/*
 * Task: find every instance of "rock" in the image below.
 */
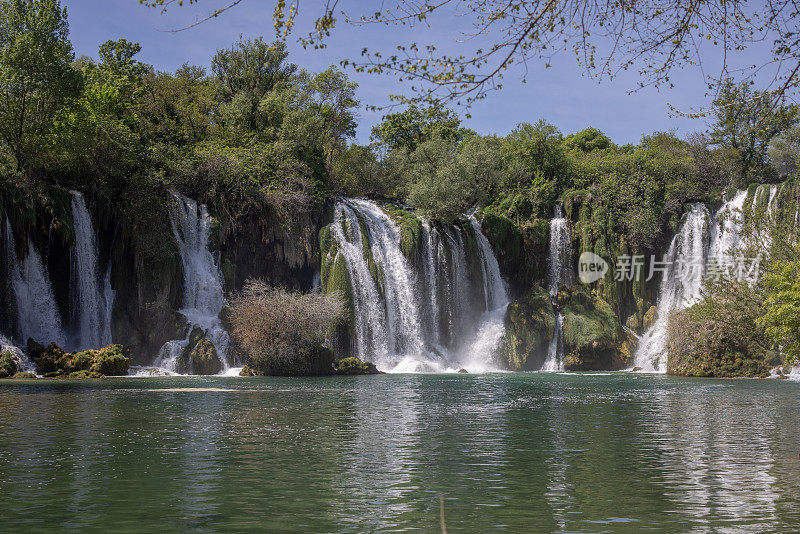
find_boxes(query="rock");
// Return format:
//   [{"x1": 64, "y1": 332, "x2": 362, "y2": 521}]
[
  {"x1": 457, "y1": 368, "x2": 468, "y2": 374},
  {"x1": 34, "y1": 342, "x2": 67, "y2": 375},
  {"x1": 239, "y1": 365, "x2": 257, "y2": 377},
  {"x1": 642, "y1": 306, "x2": 658, "y2": 331},
  {"x1": 502, "y1": 286, "x2": 556, "y2": 370},
  {"x1": 632, "y1": 366, "x2": 643, "y2": 372},
  {"x1": 186, "y1": 338, "x2": 222, "y2": 375},
  {"x1": 176, "y1": 328, "x2": 222, "y2": 375},
  {"x1": 0, "y1": 350, "x2": 19, "y2": 378},
  {"x1": 89, "y1": 345, "x2": 131, "y2": 376},
  {"x1": 248, "y1": 344, "x2": 336, "y2": 376},
  {"x1": 34, "y1": 343, "x2": 130, "y2": 378},
  {"x1": 26, "y1": 338, "x2": 45, "y2": 361},
  {"x1": 12, "y1": 372, "x2": 36, "y2": 379},
  {"x1": 560, "y1": 286, "x2": 622, "y2": 370},
  {"x1": 335, "y1": 357, "x2": 381, "y2": 375}
]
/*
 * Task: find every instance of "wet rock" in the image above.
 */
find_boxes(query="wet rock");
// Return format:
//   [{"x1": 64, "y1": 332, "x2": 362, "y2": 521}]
[
  {"x1": 186, "y1": 338, "x2": 222, "y2": 376},
  {"x1": 457, "y1": 368, "x2": 468, "y2": 374}
]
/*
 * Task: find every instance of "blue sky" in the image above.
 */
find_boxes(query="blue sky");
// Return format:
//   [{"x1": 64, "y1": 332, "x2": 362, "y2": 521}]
[{"x1": 65, "y1": 0, "x2": 725, "y2": 145}]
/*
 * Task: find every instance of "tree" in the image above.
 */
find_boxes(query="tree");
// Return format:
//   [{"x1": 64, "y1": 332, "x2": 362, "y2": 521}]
[
  {"x1": 406, "y1": 134, "x2": 503, "y2": 222},
  {"x1": 212, "y1": 37, "x2": 297, "y2": 136},
  {"x1": 758, "y1": 250, "x2": 800, "y2": 366},
  {"x1": 371, "y1": 104, "x2": 468, "y2": 153},
  {"x1": 768, "y1": 125, "x2": 800, "y2": 180},
  {"x1": 0, "y1": 0, "x2": 80, "y2": 172},
  {"x1": 709, "y1": 79, "x2": 798, "y2": 185}
]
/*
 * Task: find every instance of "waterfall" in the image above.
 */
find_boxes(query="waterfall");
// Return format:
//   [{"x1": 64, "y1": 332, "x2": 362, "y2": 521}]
[
  {"x1": 632, "y1": 204, "x2": 710, "y2": 372},
  {"x1": 458, "y1": 218, "x2": 510, "y2": 372},
  {"x1": 547, "y1": 205, "x2": 574, "y2": 298},
  {"x1": 632, "y1": 185, "x2": 791, "y2": 373},
  {"x1": 69, "y1": 191, "x2": 114, "y2": 350},
  {"x1": 154, "y1": 193, "x2": 230, "y2": 373},
  {"x1": 326, "y1": 199, "x2": 509, "y2": 373},
  {"x1": 542, "y1": 205, "x2": 572, "y2": 371},
  {"x1": 4, "y1": 219, "x2": 67, "y2": 349}
]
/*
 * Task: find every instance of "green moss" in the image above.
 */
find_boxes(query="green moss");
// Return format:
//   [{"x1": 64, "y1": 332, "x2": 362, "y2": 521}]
[
  {"x1": 335, "y1": 356, "x2": 381, "y2": 375},
  {"x1": 560, "y1": 286, "x2": 622, "y2": 370},
  {"x1": 11, "y1": 372, "x2": 35, "y2": 379},
  {"x1": 502, "y1": 286, "x2": 555, "y2": 370},
  {"x1": 322, "y1": 252, "x2": 354, "y2": 335},
  {"x1": 381, "y1": 204, "x2": 423, "y2": 259},
  {"x1": 33, "y1": 342, "x2": 130, "y2": 377}
]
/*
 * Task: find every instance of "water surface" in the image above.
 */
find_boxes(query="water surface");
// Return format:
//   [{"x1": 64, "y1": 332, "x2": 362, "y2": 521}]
[{"x1": 1, "y1": 373, "x2": 798, "y2": 533}]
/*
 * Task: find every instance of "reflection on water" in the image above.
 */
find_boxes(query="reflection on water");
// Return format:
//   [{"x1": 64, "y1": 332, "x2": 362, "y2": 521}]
[{"x1": 0, "y1": 375, "x2": 799, "y2": 533}]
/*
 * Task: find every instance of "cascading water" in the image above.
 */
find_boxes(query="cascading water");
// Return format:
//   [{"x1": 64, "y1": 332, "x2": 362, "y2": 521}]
[
  {"x1": 154, "y1": 194, "x2": 230, "y2": 374},
  {"x1": 633, "y1": 185, "x2": 790, "y2": 373},
  {"x1": 326, "y1": 199, "x2": 509, "y2": 373},
  {"x1": 69, "y1": 191, "x2": 114, "y2": 350},
  {"x1": 632, "y1": 204, "x2": 710, "y2": 372},
  {"x1": 4, "y1": 219, "x2": 67, "y2": 349},
  {"x1": 459, "y1": 217, "x2": 510, "y2": 372},
  {"x1": 541, "y1": 205, "x2": 572, "y2": 371}
]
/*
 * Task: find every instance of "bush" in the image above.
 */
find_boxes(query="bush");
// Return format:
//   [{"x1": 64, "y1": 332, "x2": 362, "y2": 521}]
[
  {"x1": 0, "y1": 350, "x2": 19, "y2": 378},
  {"x1": 229, "y1": 279, "x2": 345, "y2": 375}
]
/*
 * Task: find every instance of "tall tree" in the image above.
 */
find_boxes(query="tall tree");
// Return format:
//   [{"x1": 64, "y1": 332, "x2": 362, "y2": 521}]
[
  {"x1": 371, "y1": 104, "x2": 467, "y2": 153},
  {"x1": 709, "y1": 80, "x2": 798, "y2": 185},
  {"x1": 212, "y1": 37, "x2": 297, "y2": 136},
  {"x1": 0, "y1": 0, "x2": 80, "y2": 172}
]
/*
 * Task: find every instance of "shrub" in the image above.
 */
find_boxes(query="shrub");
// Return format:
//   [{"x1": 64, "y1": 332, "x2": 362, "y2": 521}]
[{"x1": 229, "y1": 279, "x2": 345, "y2": 375}]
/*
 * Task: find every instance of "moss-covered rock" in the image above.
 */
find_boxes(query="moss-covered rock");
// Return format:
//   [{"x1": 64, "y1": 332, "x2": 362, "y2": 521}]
[
  {"x1": 187, "y1": 338, "x2": 222, "y2": 376},
  {"x1": 88, "y1": 345, "x2": 131, "y2": 376},
  {"x1": 33, "y1": 342, "x2": 130, "y2": 377},
  {"x1": 560, "y1": 286, "x2": 624, "y2": 370},
  {"x1": 502, "y1": 286, "x2": 555, "y2": 370},
  {"x1": 381, "y1": 205, "x2": 423, "y2": 259},
  {"x1": 239, "y1": 364, "x2": 257, "y2": 376},
  {"x1": 12, "y1": 371, "x2": 36, "y2": 379},
  {"x1": 334, "y1": 356, "x2": 381, "y2": 375}
]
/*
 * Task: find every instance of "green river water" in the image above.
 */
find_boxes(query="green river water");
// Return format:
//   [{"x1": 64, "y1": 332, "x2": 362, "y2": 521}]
[{"x1": 1, "y1": 373, "x2": 798, "y2": 533}]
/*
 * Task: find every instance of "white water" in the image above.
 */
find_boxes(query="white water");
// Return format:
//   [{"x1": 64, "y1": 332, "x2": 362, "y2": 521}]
[
  {"x1": 632, "y1": 204, "x2": 710, "y2": 372},
  {"x1": 4, "y1": 219, "x2": 67, "y2": 349},
  {"x1": 155, "y1": 194, "x2": 230, "y2": 373},
  {"x1": 327, "y1": 199, "x2": 509, "y2": 373},
  {"x1": 542, "y1": 205, "x2": 572, "y2": 371},
  {"x1": 69, "y1": 191, "x2": 114, "y2": 350}
]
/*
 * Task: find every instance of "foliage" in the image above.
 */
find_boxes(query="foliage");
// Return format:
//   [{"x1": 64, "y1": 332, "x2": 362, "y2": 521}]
[
  {"x1": 229, "y1": 279, "x2": 345, "y2": 375},
  {"x1": 0, "y1": 0, "x2": 80, "y2": 172},
  {"x1": 758, "y1": 245, "x2": 800, "y2": 365},
  {"x1": 0, "y1": 349, "x2": 18, "y2": 378},
  {"x1": 371, "y1": 104, "x2": 469, "y2": 152},
  {"x1": 768, "y1": 125, "x2": 800, "y2": 180},
  {"x1": 709, "y1": 79, "x2": 798, "y2": 185},
  {"x1": 405, "y1": 135, "x2": 503, "y2": 222},
  {"x1": 668, "y1": 278, "x2": 774, "y2": 377}
]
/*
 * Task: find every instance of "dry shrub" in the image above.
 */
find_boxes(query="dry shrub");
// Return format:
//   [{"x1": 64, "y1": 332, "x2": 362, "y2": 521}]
[{"x1": 229, "y1": 279, "x2": 344, "y2": 374}]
